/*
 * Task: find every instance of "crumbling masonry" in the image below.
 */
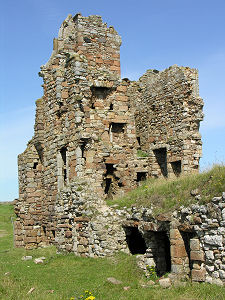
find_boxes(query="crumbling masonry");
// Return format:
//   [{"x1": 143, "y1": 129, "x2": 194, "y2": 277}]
[{"x1": 14, "y1": 14, "x2": 225, "y2": 285}]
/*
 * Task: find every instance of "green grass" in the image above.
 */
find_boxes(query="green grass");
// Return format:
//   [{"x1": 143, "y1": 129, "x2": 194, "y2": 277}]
[
  {"x1": 137, "y1": 150, "x2": 149, "y2": 158},
  {"x1": 107, "y1": 164, "x2": 225, "y2": 215},
  {"x1": 1, "y1": 193, "x2": 225, "y2": 299}
]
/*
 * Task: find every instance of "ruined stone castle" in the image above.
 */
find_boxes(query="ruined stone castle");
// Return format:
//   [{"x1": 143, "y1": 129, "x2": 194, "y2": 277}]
[{"x1": 14, "y1": 14, "x2": 225, "y2": 285}]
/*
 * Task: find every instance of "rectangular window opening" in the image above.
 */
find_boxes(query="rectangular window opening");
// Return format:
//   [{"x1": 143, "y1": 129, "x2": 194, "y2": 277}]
[
  {"x1": 137, "y1": 136, "x2": 141, "y2": 147},
  {"x1": 33, "y1": 162, "x2": 38, "y2": 169},
  {"x1": 60, "y1": 147, "x2": 67, "y2": 184},
  {"x1": 104, "y1": 178, "x2": 112, "y2": 195},
  {"x1": 110, "y1": 122, "x2": 125, "y2": 133},
  {"x1": 105, "y1": 163, "x2": 115, "y2": 175},
  {"x1": 80, "y1": 138, "x2": 89, "y2": 160},
  {"x1": 91, "y1": 86, "x2": 112, "y2": 100},
  {"x1": 171, "y1": 160, "x2": 181, "y2": 177},
  {"x1": 153, "y1": 148, "x2": 168, "y2": 178},
  {"x1": 137, "y1": 172, "x2": 147, "y2": 182}
]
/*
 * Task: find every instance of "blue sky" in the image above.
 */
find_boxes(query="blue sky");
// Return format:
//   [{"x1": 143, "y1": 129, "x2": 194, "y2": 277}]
[{"x1": 1, "y1": 0, "x2": 225, "y2": 201}]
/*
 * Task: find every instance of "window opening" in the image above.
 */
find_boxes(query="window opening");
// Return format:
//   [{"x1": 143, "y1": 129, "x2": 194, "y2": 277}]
[
  {"x1": 60, "y1": 147, "x2": 67, "y2": 183},
  {"x1": 42, "y1": 225, "x2": 47, "y2": 236},
  {"x1": 91, "y1": 86, "x2": 112, "y2": 100},
  {"x1": 171, "y1": 160, "x2": 181, "y2": 177},
  {"x1": 109, "y1": 103, "x2": 113, "y2": 110},
  {"x1": 84, "y1": 37, "x2": 91, "y2": 43},
  {"x1": 103, "y1": 163, "x2": 121, "y2": 197},
  {"x1": 33, "y1": 162, "x2": 38, "y2": 169},
  {"x1": 110, "y1": 122, "x2": 125, "y2": 133},
  {"x1": 137, "y1": 137, "x2": 141, "y2": 147},
  {"x1": 79, "y1": 102, "x2": 84, "y2": 112},
  {"x1": 137, "y1": 172, "x2": 147, "y2": 182},
  {"x1": 80, "y1": 138, "x2": 89, "y2": 160},
  {"x1": 104, "y1": 178, "x2": 112, "y2": 194},
  {"x1": 153, "y1": 148, "x2": 168, "y2": 177},
  {"x1": 34, "y1": 142, "x2": 44, "y2": 164},
  {"x1": 123, "y1": 226, "x2": 147, "y2": 254},
  {"x1": 52, "y1": 230, "x2": 55, "y2": 238},
  {"x1": 56, "y1": 102, "x2": 67, "y2": 119},
  {"x1": 106, "y1": 163, "x2": 114, "y2": 175}
]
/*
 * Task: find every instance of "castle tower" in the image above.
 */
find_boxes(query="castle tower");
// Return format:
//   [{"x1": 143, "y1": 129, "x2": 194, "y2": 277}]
[{"x1": 14, "y1": 14, "x2": 203, "y2": 255}]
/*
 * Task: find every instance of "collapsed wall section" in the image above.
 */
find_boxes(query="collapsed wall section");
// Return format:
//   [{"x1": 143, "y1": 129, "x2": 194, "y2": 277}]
[{"x1": 129, "y1": 66, "x2": 204, "y2": 178}]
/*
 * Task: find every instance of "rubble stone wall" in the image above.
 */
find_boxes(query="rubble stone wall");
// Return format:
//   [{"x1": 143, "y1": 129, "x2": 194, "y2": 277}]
[
  {"x1": 14, "y1": 13, "x2": 225, "y2": 285},
  {"x1": 129, "y1": 67, "x2": 203, "y2": 178}
]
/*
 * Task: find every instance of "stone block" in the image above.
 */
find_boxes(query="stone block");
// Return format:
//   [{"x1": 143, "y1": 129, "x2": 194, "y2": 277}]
[
  {"x1": 61, "y1": 91, "x2": 68, "y2": 98},
  {"x1": 171, "y1": 264, "x2": 184, "y2": 274},
  {"x1": 205, "y1": 250, "x2": 214, "y2": 260},
  {"x1": 190, "y1": 250, "x2": 204, "y2": 261},
  {"x1": 171, "y1": 244, "x2": 187, "y2": 258},
  {"x1": 159, "y1": 278, "x2": 171, "y2": 288},
  {"x1": 191, "y1": 268, "x2": 206, "y2": 282},
  {"x1": 24, "y1": 236, "x2": 37, "y2": 243},
  {"x1": 170, "y1": 229, "x2": 181, "y2": 239},
  {"x1": 117, "y1": 86, "x2": 127, "y2": 92},
  {"x1": 77, "y1": 245, "x2": 86, "y2": 253},
  {"x1": 190, "y1": 239, "x2": 200, "y2": 251},
  {"x1": 205, "y1": 235, "x2": 223, "y2": 246}
]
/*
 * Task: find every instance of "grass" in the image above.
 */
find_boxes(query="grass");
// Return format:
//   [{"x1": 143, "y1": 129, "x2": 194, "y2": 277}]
[
  {"x1": 1, "y1": 176, "x2": 225, "y2": 299},
  {"x1": 107, "y1": 164, "x2": 225, "y2": 215},
  {"x1": 137, "y1": 150, "x2": 149, "y2": 158}
]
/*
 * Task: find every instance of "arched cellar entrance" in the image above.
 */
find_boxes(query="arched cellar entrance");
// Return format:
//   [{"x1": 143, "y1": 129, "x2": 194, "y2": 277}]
[
  {"x1": 145, "y1": 231, "x2": 171, "y2": 276},
  {"x1": 123, "y1": 226, "x2": 171, "y2": 276},
  {"x1": 123, "y1": 226, "x2": 147, "y2": 254}
]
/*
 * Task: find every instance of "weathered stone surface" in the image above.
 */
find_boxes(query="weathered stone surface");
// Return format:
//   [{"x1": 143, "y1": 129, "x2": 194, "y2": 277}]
[
  {"x1": 190, "y1": 239, "x2": 200, "y2": 251},
  {"x1": 190, "y1": 251, "x2": 204, "y2": 261},
  {"x1": 22, "y1": 256, "x2": 32, "y2": 261},
  {"x1": 107, "y1": 277, "x2": 122, "y2": 285},
  {"x1": 13, "y1": 12, "x2": 225, "y2": 287},
  {"x1": 205, "y1": 235, "x2": 223, "y2": 247},
  {"x1": 191, "y1": 269, "x2": 206, "y2": 282},
  {"x1": 159, "y1": 278, "x2": 172, "y2": 288},
  {"x1": 34, "y1": 258, "x2": 44, "y2": 264}
]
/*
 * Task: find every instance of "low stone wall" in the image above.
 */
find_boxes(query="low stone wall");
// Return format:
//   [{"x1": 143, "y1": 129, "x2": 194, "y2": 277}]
[
  {"x1": 39, "y1": 189, "x2": 225, "y2": 285},
  {"x1": 14, "y1": 186, "x2": 225, "y2": 285}
]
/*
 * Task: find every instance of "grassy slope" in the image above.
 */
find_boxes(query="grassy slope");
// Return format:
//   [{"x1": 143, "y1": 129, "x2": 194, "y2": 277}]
[
  {"x1": 0, "y1": 204, "x2": 225, "y2": 299},
  {"x1": 107, "y1": 165, "x2": 225, "y2": 215}
]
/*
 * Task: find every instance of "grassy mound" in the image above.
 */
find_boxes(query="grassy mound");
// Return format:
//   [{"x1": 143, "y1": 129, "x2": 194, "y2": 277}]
[{"x1": 107, "y1": 164, "x2": 225, "y2": 214}]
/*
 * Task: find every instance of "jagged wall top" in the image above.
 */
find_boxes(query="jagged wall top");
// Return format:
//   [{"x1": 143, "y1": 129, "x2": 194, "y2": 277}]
[{"x1": 41, "y1": 13, "x2": 122, "y2": 77}]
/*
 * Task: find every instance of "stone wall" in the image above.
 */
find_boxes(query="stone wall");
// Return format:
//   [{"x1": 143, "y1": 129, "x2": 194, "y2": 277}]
[
  {"x1": 14, "y1": 12, "x2": 222, "y2": 284},
  {"x1": 126, "y1": 193, "x2": 225, "y2": 285},
  {"x1": 129, "y1": 67, "x2": 203, "y2": 178}
]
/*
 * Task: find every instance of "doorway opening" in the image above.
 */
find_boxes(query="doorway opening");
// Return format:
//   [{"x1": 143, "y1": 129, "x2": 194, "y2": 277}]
[
  {"x1": 124, "y1": 226, "x2": 147, "y2": 254},
  {"x1": 153, "y1": 148, "x2": 168, "y2": 177}
]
